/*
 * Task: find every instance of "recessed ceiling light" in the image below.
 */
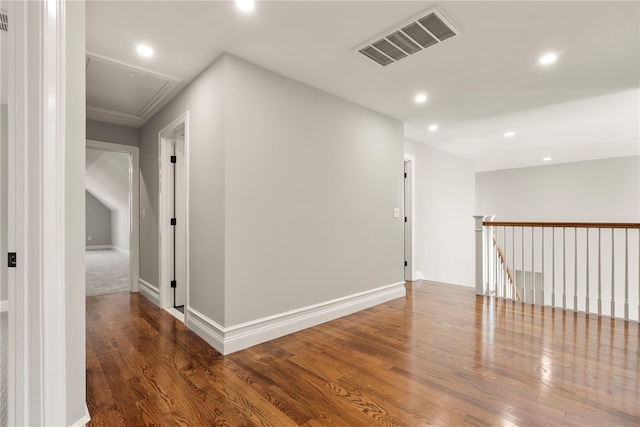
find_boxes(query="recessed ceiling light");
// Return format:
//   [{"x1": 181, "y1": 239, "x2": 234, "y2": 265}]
[
  {"x1": 503, "y1": 131, "x2": 515, "y2": 137},
  {"x1": 429, "y1": 125, "x2": 438, "y2": 132},
  {"x1": 236, "y1": 0, "x2": 255, "y2": 12},
  {"x1": 543, "y1": 157, "x2": 552, "y2": 161},
  {"x1": 136, "y1": 45, "x2": 154, "y2": 58},
  {"x1": 415, "y1": 93, "x2": 427, "y2": 104},
  {"x1": 539, "y1": 52, "x2": 558, "y2": 65}
]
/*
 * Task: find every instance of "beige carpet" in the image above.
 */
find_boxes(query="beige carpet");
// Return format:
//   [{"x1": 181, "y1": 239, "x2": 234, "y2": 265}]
[{"x1": 86, "y1": 249, "x2": 130, "y2": 296}]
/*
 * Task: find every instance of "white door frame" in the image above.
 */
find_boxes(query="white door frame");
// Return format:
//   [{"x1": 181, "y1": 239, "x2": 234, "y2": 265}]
[
  {"x1": 158, "y1": 112, "x2": 190, "y2": 317},
  {"x1": 86, "y1": 140, "x2": 140, "y2": 292},
  {"x1": 404, "y1": 154, "x2": 416, "y2": 281},
  {"x1": 8, "y1": 1, "x2": 83, "y2": 425}
]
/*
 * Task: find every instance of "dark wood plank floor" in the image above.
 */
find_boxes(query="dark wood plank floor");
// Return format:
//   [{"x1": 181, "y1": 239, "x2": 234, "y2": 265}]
[{"x1": 86, "y1": 281, "x2": 640, "y2": 426}]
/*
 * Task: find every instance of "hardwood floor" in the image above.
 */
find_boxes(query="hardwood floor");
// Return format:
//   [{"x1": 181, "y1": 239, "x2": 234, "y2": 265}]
[{"x1": 86, "y1": 282, "x2": 640, "y2": 426}]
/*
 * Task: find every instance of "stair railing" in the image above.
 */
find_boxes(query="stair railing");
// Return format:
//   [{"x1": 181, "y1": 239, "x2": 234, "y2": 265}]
[{"x1": 474, "y1": 216, "x2": 640, "y2": 321}]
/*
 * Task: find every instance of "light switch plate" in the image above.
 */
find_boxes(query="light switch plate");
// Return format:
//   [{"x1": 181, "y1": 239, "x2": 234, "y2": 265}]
[{"x1": 393, "y1": 208, "x2": 400, "y2": 218}]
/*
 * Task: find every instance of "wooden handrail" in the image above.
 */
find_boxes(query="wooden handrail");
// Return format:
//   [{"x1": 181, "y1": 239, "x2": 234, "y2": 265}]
[
  {"x1": 484, "y1": 221, "x2": 640, "y2": 229},
  {"x1": 492, "y1": 234, "x2": 521, "y2": 301}
]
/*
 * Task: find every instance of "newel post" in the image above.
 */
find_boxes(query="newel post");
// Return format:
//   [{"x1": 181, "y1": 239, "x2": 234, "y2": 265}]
[{"x1": 473, "y1": 215, "x2": 494, "y2": 296}]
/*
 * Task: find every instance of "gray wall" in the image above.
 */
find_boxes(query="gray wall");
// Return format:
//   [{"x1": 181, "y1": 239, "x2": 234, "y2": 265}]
[
  {"x1": 86, "y1": 150, "x2": 131, "y2": 252},
  {"x1": 1, "y1": 104, "x2": 7, "y2": 302},
  {"x1": 87, "y1": 119, "x2": 139, "y2": 147},
  {"x1": 85, "y1": 190, "x2": 111, "y2": 246},
  {"x1": 476, "y1": 156, "x2": 640, "y2": 222},
  {"x1": 404, "y1": 138, "x2": 476, "y2": 287},
  {"x1": 65, "y1": 1, "x2": 86, "y2": 423},
  {"x1": 140, "y1": 54, "x2": 226, "y2": 322},
  {"x1": 111, "y1": 209, "x2": 129, "y2": 252},
  {"x1": 139, "y1": 53, "x2": 404, "y2": 327},
  {"x1": 223, "y1": 55, "x2": 403, "y2": 325}
]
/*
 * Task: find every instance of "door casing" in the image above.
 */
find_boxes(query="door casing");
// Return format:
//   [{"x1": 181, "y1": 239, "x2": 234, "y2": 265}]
[{"x1": 158, "y1": 112, "x2": 190, "y2": 318}]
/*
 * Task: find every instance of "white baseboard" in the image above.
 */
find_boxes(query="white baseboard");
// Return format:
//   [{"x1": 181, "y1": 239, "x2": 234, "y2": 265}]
[
  {"x1": 414, "y1": 271, "x2": 425, "y2": 280},
  {"x1": 112, "y1": 246, "x2": 129, "y2": 256},
  {"x1": 0, "y1": 300, "x2": 7, "y2": 312},
  {"x1": 138, "y1": 278, "x2": 160, "y2": 307},
  {"x1": 85, "y1": 244, "x2": 111, "y2": 251},
  {"x1": 70, "y1": 404, "x2": 91, "y2": 427},
  {"x1": 166, "y1": 307, "x2": 185, "y2": 322},
  {"x1": 187, "y1": 309, "x2": 225, "y2": 354},
  {"x1": 187, "y1": 281, "x2": 406, "y2": 355}
]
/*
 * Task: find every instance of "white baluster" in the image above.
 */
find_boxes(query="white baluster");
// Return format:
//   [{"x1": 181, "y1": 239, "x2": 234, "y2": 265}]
[
  {"x1": 563, "y1": 227, "x2": 566, "y2": 310},
  {"x1": 598, "y1": 228, "x2": 602, "y2": 316},
  {"x1": 541, "y1": 227, "x2": 545, "y2": 305},
  {"x1": 503, "y1": 227, "x2": 507, "y2": 299},
  {"x1": 586, "y1": 229, "x2": 590, "y2": 313},
  {"x1": 624, "y1": 228, "x2": 628, "y2": 321},
  {"x1": 522, "y1": 226, "x2": 525, "y2": 303},
  {"x1": 552, "y1": 227, "x2": 556, "y2": 308},
  {"x1": 512, "y1": 226, "x2": 516, "y2": 300},
  {"x1": 531, "y1": 227, "x2": 535, "y2": 303},
  {"x1": 574, "y1": 227, "x2": 578, "y2": 311},
  {"x1": 611, "y1": 229, "x2": 615, "y2": 317}
]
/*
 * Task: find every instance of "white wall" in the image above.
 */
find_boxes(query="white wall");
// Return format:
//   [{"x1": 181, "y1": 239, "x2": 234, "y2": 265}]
[
  {"x1": 85, "y1": 190, "x2": 111, "y2": 246},
  {"x1": 1, "y1": 104, "x2": 7, "y2": 303},
  {"x1": 404, "y1": 138, "x2": 476, "y2": 287},
  {"x1": 64, "y1": 1, "x2": 87, "y2": 423},
  {"x1": 476, "y1": 156, "x2": 640, "y2": 320},
  {"x1": 476, "y1": 156, "x2": 640, "y2": 222},
  {"x1": 140, "y1": 53, "x2": 404, "y2": 334}
]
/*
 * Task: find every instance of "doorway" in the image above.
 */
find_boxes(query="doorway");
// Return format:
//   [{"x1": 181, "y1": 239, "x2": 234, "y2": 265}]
[
  {"x1": 404, "y1": 154, "x2": 415, "y2": 281},
  {"x1": 85, "y1": 140, "x2": 140, "y2": 296},
  {"x1": 159, "y1": 113, "x2": 189, "y2": 322}
]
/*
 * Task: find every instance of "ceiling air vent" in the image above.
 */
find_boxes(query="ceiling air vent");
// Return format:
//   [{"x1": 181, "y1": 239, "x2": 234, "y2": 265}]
[
  {"x1": 356, "y1": 6, "x2": 461, "y2": 67},
  {"x1": 0, "y1": 9, "x2": 8, "y2": 32}
]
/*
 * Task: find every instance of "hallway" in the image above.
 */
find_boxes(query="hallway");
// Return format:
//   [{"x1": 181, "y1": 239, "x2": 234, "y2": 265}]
[{"x1": 86, "y1": 282, "x2": 640, "y2": 426}]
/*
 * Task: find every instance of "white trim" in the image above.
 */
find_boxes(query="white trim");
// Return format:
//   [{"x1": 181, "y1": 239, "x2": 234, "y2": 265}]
[
  {"x1": 85, "y1": 245, "x2": 112, "y2": 251},
  {"x1": 0, "y1": 300, "x2": 7, "y2": 313},
  {"x1": 86, "y1": 139, "x2": 140, "y2": 293},
  {"x1": 186, "y1": 282, "x2": 406, "y2": 355},
  {"x1": 404, "y1": 153, "x2": 416, "y2": 281},
  {"x1": 415, "y1": 271, "x2": 426, "y2": 281},
  {"x1": 138, "y1": 278, "x2": 160, "y2": 306},
  {"x1": 165, "y1": 307, "x2": 185, "y2": 322},
  {"x1": 42, "y1": 0, "x2": 68, "y2": 422},
  {"x1": 111, "y1": 246, "x2": 129, "y2": 256},
  {"x1": 9, "y1": 1, "x2": 70, "y2": 424},
  {"x1": 85, "y1": 52, "x2": 181, "y2": 121},
  {"x1": 69, "y1": 404, "x2": 91, "y2": 427},
  {"x1": 158, "y1": 112, "x2": 190, "y2": 316}
]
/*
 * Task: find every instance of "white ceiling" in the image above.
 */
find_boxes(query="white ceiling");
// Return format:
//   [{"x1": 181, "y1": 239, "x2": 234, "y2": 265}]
[{"x1": 85, "y1": 1, "x2": 640, "y2": 171}]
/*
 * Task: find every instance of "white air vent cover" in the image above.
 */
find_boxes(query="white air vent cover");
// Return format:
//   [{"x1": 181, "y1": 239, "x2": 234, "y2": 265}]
[
  {"x1": 356, "y1": 6, "x2": 461, "y2": 67},
  {"x1": 1, "y1": 9, "x2": 8, "y2": 32}
]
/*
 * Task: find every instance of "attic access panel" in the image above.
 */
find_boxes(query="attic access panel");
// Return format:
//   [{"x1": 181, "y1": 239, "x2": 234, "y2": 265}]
[
  {"x1": 356, "y1": 6, "x2": 462, "y2": 67},
  {"x1": 86, "y1": 54, "x2": 180, "y2": 120}
]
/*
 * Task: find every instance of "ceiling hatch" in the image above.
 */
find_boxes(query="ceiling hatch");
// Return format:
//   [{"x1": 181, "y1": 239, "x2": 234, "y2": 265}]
[
  {"x1": 86, "y1": 54, "x2": 181, "y2": 126},
  {"x1": 356, "y1": 6, "x2": 461, "y2": 67}
]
